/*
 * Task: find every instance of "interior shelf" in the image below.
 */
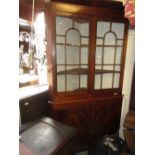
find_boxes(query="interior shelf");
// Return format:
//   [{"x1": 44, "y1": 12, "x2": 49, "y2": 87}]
[
  {"x1": 95, "y1": 69, "x2": 120, "y2": 74},
  {"x1": 56, "y1": 43, "x2": 89, "y2": 47},
  {"x1": 57, "y1": 68, "x2": 120, "y2": 75},
  {"x1": 96, "y1": 45, "x2": 123, "y2": 47},
  {"x1": 72, "y1": 87, "x2": 87, "y2": 91},
  {"x1": 57, "y1": 68, "x2": 88, "y2": 75}
]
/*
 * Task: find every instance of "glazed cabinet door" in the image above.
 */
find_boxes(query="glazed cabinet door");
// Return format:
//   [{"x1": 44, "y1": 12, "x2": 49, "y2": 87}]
[
  {"x1": 94, "y1": 21, "x2": 125, "y2": 90},
  {"x1": 55, "y1": 16, "x2": 90, "y2": 92}
]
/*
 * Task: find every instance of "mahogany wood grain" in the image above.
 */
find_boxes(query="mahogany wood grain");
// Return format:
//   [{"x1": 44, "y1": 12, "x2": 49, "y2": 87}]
[
  {"x1": 35, "y1": 0, "x2": 124, "y2": 10},
  {"x1": 51, "y1": 96, "x2": 122, "y2": 148},
  {"x1": 19, "y1": 3, "x2": 32, "y2": 21},
  {"x1": 49, "y1": 1, "x2": 125, "y2": 21}
]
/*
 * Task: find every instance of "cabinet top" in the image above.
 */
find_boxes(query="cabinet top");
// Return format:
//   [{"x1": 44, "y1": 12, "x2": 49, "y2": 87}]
[{"x1": 49, "y1": 1, "x2": 125, "y2": 20}]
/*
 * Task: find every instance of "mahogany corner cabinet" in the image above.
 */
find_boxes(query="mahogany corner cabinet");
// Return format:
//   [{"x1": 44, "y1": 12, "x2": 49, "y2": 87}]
[{"x1": 42, "y1": 1, "x2": 129, "y2": 149}]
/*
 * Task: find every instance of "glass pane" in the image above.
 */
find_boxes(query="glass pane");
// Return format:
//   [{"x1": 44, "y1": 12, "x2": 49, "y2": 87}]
[
  {"x1": 74, "y1": 21, "x2": 80, "y2": 30},
  {"x1": 57, "y1": 75, "x2": 65, "y2": 92},
  {"x1": 66, "y1": 65, "x2": 79, "y2": 69},
  {"x1": 56, "y1": 17, "x2": 73, "y2": 35},
  {"x1": 81, "y1": 47, "x2": 88, "y2": 64},
  {"x1": 57, "y1": 66, "x2": 65, "y2": 72},
  {"x1": 115, "y1": 65, "x2": 120, "y2": 71},
  {"x1": 94, "y1": 74, "x2": 101, "y2": 89},
  {"x1": 104, "y1": 47, "x2": 115, "y2": 64},
  {"x1": 80, "y1": 65, "x2": 88, "y2": 76},
  {"x1": 112, "y1": 22, "x2": 125, "y2": 39},
  {"x1": 81, "y1": 65, "x2": 88, "y2": 68},
  {"x1": 56, "y1": 36, "x2": 65, "y2": 44},
  {"x1": 80, "y1": 75, "x2": 87, "y2": 89},
  {"x1": 113, "y1": 73, "x2": 120, "y2": 88},
  {"x1": 66, "y1": 65, "x2": 81, "y2": 75},
  {"x1": 104, "y1": 33, "x2": 116, "y2": 45},
  {"x1": 81, "y1": 66, "x2": 88, "y2": 79},
  {"x1": 67, "y1": 75, "x2": 79, "y2": 91},
  {"x1": 81, "y1": 38, "x2": 89, "y2": 45},
  {"x1": 103, "y1": 65, "x2": 113, "y2": 71},
  {"x1": 56, "y1": 16, "x2": 89, "y2": 92},
  {"x1": 66, "y1": 29, "x2": 80, "y2": 45},
  {"x1": 57, "y1": 66, "x2": 65, "y2": 92},
  {"x1": 56, "y1": 45, "x2": 65, "y2": 64},
  {"x1": 66, "y1": 46, "x2": 79, "y2": 64},
  {"x1": 97, "y1": 21, "x2": 110, "y2": 37},
  {"x1": 117, "y1": 40, "x2": 123, "y2": 46},
  {"x1": 94, "y1": 20, "x2": 124, "y2": 91},
  {"x1": 95, "y1": 65, "x2": 102, "y2": 70},
  {"x1": 95, "y1": 47, "x2": 102, "y2": 64},
  {"x1": 96, "y1": 38, "x2": 103, "y2": 45},
  {"x1": 116, "y1": 47, "x2": 122, "y2": 64},
  {"x1": 79, "y1": 23, "x2": 89, "y2": 36},
  {"x1": 102, "y1": 73, "x2": 113, "y2": 89}
]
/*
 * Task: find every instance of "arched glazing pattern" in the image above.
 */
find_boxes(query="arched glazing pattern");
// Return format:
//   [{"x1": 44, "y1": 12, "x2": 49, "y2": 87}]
[
  {"x1": 56, "y1": 16, "x2": 90, "y2": 92},
  {"x1": 95, "y1": 21, "x2": 125, "y2": 90}
]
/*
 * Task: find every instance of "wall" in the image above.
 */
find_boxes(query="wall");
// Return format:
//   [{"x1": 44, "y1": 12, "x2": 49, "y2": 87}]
[{"x1": 119, "y1": 29, "x2": 135, "y2": 138}]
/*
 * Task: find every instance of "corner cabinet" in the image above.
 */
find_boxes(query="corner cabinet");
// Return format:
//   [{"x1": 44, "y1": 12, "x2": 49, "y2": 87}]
[{"x1": 43, "y1": 1, "x2": 128, "y2": 149}]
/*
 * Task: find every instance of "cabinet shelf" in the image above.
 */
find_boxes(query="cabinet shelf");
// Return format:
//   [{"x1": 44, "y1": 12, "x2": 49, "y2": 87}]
[
  {"x1": 95, "y1": 69, "x2": 120, "y2": 74},
  {"x1": 96, "y1": 45, "x2": 123, "y2": 47},
  {"x1": 57, "y1": 68, "x2": 120, "y2": 75},
  {"x1": 72, "y1": 88, "x2": 87, "y2": 91},
  {"x1": 56, "y1": 43, "x2": 89, "y2": 47},
  {"x1": 57, "y1": 68, "x2": 88, "y2": 75}
]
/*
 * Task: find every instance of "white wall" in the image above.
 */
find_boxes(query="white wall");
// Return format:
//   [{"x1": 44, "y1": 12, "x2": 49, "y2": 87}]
[{"x1": 119, "y1": 29, "x2": 135, "y2": 139}]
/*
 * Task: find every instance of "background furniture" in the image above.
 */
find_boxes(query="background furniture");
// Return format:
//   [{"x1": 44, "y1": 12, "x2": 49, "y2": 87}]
[
  {"x1": 19, "y1": 117, "x2": 77, "y2": 155},
  {"x1": 19, "y1": 88, "x2": 49, "y2": 124}
]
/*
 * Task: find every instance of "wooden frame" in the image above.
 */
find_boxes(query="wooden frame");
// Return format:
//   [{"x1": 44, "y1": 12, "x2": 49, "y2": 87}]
[{"x1": 43, "y1": 1, "x2": 128, "y2": 103}]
